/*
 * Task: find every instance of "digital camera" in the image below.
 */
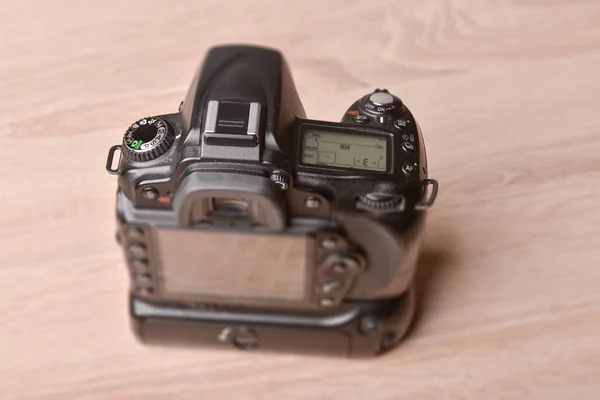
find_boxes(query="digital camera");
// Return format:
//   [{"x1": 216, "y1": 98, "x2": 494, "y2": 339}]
[{"x1": 106, "y1": 45, "x2": 438, "y2": 357}]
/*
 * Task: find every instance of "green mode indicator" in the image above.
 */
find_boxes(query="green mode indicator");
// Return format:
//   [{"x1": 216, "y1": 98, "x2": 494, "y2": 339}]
[{"x1": 130, "y1": 140, "x2": 144, "y2": 150}]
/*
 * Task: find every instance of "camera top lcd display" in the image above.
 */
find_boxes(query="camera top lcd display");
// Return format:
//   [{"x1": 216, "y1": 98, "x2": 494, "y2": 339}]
[{"x1": 301, "y1": 129, "x2": 388, "y2": 172}]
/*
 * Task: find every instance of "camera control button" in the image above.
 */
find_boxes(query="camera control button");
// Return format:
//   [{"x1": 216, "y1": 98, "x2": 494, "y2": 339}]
[
  {"x1": 402, "y1": 163, "x2": 417, "y2": 175},
  {"x1": 359, "y1": 317, "x2": 380, "y2": 335},
  {"x1": 393, "y1": 119, "x2": 408, "y2": 130},
  {"x1": 128, "y1": 243, "x2": 147, "y2": 258},
  {"x1": 401, "y1": 133, "x2": 416, "y2": 142},
  {"x1": 133, "y1": 272, "x2": 152, "y2": 287},
  {"x1": 232, "y1": 327, "x2": 259, "y2": 350},
  {"x1": 136, "y1": 287, "x2": 153, "y2": 295},
  {"x1": 320, "y1": 236, "x2": 340, "y2": 250},
  {"x1": 319, "y1": 298, "x2": 336, "y2": 307},
  {"x1": 402, "y1": 142, "x2": 415, "y2": 152},
  {"x1": 352, "y1": 114, "x2": 370, "y2": 124},
  {"x1": 369, "y1": 92, "x2": 394, "y2": 106},
  {"x1": 320, "y1": 280, "x2": 344, "y2": 293},
  {"x1": 362, "y1": 90, "x2": 403, "y2": 115},
  {"x1": 125, "y1": 226, "x2": 144, "y2": 240},
  {"x1": 304, "y1": 196, "x2": 322, "y2": 209},
  {"x1": 326, "y1": 255, "x2": 362, "y2": 275},
  {"x1": 131, "y1": 259, "x2": 149, "y2": 273},
  {"x1": 376, "y1": 116, "x2": 387, "y2": 125},
  {"x1": 332, "y1": 262, "x2": 348, "y2": 274},
  {"x1": 142, "y1": 187, "x2": 159, "y2": 200}
]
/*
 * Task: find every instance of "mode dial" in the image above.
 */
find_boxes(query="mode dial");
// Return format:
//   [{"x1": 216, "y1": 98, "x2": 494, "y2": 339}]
[{"x1": 122, "y1": 117, "x2": 175, "y2": 162}]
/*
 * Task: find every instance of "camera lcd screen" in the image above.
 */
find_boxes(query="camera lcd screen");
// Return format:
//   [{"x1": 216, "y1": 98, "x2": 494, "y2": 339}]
[
  {"x1": 301, "y1": 129, "x2": 388, "y2": 172},
  {"x1": 154, "y1": 229, "x2": 308, "y2": 302}
]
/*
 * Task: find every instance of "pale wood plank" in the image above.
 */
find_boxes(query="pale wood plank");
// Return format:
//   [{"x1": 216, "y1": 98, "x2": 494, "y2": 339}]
[{"x1": 1, "y1": 1, "x2": 600, "y2": 399}]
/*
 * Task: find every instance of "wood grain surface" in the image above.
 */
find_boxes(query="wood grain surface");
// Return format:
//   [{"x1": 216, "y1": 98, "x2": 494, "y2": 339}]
[{"x1": 1, "y1": 1, "x2": 600, "y2": 399}]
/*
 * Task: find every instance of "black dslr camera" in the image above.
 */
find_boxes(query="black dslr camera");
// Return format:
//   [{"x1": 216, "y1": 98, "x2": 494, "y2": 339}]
[{"x1": 106, "y1": 45, "x2": 438, "y2": 357}]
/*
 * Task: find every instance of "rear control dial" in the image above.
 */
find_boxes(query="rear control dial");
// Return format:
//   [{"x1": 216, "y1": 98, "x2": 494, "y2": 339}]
[
  {"x1": 123, "y1": 117, "x2": 175, "y2": 161},
  {"x1": 356, "y1": 193, "x2": 404, "y2": 214}
]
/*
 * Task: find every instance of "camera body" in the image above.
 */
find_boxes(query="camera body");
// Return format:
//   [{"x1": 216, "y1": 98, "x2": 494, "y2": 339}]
[{"x1": 106, "y1": 45, "x2": 437, "y2": 357}]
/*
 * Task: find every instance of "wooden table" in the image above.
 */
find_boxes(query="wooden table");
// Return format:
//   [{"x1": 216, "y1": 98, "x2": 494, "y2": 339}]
[{"x1": 1, "y1": 1, "x2": 599, "y2": 399}]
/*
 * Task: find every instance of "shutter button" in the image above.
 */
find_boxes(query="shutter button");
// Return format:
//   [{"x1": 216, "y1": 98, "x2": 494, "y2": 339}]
[{"x1": 369, "y1": 92, "x2": 394, "y2": 106}]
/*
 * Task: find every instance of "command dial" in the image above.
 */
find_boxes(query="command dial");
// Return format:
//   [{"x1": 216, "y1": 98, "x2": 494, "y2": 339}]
[
  {"x1": 123, "y1": 117, "x2": 175, "y2": 162},
  {"x1": 356, "y1": 193, "x2": 405, "y2": 214},
  {"x1": 361, "y1": 89, "x2": 403, "y2": 115}
]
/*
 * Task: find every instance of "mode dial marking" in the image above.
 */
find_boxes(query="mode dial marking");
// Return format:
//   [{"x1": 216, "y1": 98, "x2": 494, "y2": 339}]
[{"x1": 123, "y1": 118, "x2": 175, "y2": 162}]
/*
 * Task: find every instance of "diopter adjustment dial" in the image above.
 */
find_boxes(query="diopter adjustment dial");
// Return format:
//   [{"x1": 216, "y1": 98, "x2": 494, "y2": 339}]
[
  {"x1": 356, "y1": 193, "x2": 405, "y2": 214},
  {"x1": 122, "y1": 117, "x2": 175, "y2": 162}
]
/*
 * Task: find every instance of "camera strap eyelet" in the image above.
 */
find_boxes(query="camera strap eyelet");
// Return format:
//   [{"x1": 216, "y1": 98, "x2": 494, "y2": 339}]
[
  {"x1": 106, "y1": 145, "x2": 122, "y2": 175},
  {"x1": 414, "y1": 179, "x2": 438, "y2": 210}
]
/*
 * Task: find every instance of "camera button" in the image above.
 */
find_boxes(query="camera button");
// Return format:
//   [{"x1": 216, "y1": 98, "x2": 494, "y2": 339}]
[
  {"x1": 319, "y1": 298, "x2": 336, "y2": 307},
  {"x1": 369, "y1": 92, "x2": 394, "y2": 106},
  {"x1": 352, "y1": 114, "x2": 370, "y2": 124},
  {"x1": 131, "y1": 258, "x2": 149, "y2": 273},
  {"x1": 128, "y1": 243, "x2": 147, "y2": 258},
  {"x1": 320, "y1": 236, "x2": 340, "y2": 250},
  {"x1": 402, "y1": 163, "x2": 417, "y2": 175},
  {"x1": 359, "y1": 317, "x2": 380, "y2": 335},
  {"x1": 332, "y1": 262, "x2": 348, "y2": 274},
  {"x1": 304, "y1": 196, "x2": 322, "y2": 209},
  {"x1": 133, "y1": 272, "x2": 152, "y2": 287},
  {"x1": 125, "y1": 226, "x2": 144, "y2": 240},
  {"x1": 136, "y1": 287, "x2": 153, "y2": 296},
  {"x1": 320, "y1": 280, "x2": 344, "y2": 293},
  {"x1": 232, "y1": 327, "x2": 259, "y2": 350},
  {"x1": 142, "y1": 187, "x2": 159, "y2": 200},
  {"x1": 401, "y1": 133, "x2": 416, "y2": 142},
  {"x1": 402, "y1": 142, "x2": 415, "y2": 152},
  {"x1": 393, "y1": 119, "x2": 408, "y2": 130}
]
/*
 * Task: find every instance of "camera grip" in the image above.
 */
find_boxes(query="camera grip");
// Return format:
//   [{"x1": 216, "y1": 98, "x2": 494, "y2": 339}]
[{"x1": 130, "y1": 285, "x2": 415, "y2": 358}]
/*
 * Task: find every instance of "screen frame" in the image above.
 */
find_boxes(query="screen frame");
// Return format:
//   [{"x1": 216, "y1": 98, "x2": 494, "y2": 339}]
[
  {"x1": 151, "y1": 227, "x2": 311, "y2": 303},
  {"x1": 296, "y1": 123, "x2": 394, "y2": 175},
  {"x1": 137, "y1": 225, "x2": 327, "y2": 311}
]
